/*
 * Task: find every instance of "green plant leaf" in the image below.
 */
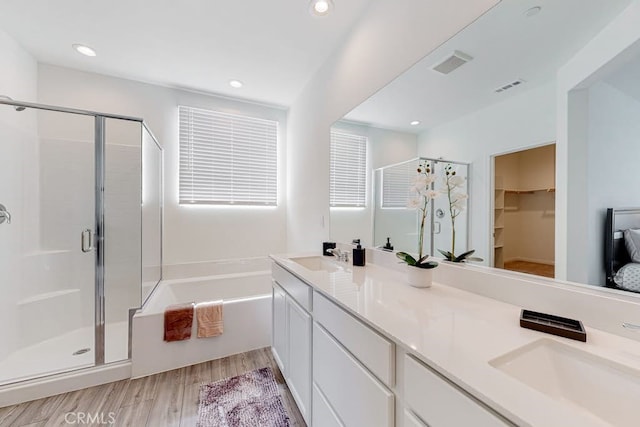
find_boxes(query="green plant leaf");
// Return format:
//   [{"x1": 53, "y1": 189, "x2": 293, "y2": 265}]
[
  {"x1": 437, "y1": 249, "x2": 454, "y2": 261},
  {"x1": 416, "y1": 261, "x2": 439, "y2": 269},
  {"x1": 454, "y1": 249, "x2": 476, "y2": 262},
  {"x1": 396, "y1": 251, "x2": 417, "y2": 266},
  {"x1": 417, "y1": 255, "x2": 430, "y2": 264}
]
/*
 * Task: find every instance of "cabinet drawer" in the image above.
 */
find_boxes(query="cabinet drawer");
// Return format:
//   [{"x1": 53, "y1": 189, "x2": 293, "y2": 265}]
[
  {"x1": 404, "y1": 355, "x2": 509, "y2": 427},
  {"x1": 313, "y1": 383, "x2": 344, "y2": 427},
  {"x1": 314, "y1": 291, "x2": 394, "y2": 387},
  {"x1": 272, "y1": 263, "x2": 312, "y2": 311},
  {"x1": 404, "y1": 410, "x2": 428, "y2": 427},
  {"x1": 314, "y1": 323, "x2": 394, "y2": 427}
]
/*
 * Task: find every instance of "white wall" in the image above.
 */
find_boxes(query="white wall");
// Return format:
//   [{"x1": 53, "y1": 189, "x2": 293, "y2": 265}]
[
  {"x1": 0, "y1": 28, "x2": 38, "y2": 364},
  {"x1": 37, "y1": 64, "x2": 288, "y2": 265},
  {"x1": 585, "y1": 81, "x2": 640, "y2": 285},
  {"x1": 417, "y1": 81, "x2": 557, "y2": 263},
  {"x1": 557, "y1": 0, "x2": 640, "y2": 281},
  {"x1": 286, "y1": 0, "x2": 500, "y2": 253},
  {"x1": 329, "y1": 121, "x2": 417, "y2": 247}
]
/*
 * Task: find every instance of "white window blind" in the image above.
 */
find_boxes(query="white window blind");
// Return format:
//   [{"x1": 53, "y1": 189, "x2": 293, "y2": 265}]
[
  {"x1": 330, "y1": 130, "x2": 367, "y2": 207},
  {"x1": 381, "y1": 161, "x2": 416, "y2": 208},
  {"x1": 179, "y1": 106, "x2": 278, "y2": 206}
]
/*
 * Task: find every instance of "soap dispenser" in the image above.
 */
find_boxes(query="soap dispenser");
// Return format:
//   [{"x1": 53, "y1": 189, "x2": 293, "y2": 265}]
[{"x1": 353, "y1": 244, "x2": 366, "y2": 267}]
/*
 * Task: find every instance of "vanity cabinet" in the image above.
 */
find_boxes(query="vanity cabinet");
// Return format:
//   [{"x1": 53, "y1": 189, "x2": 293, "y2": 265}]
[
  {"x1": 312, "y1": 383, "x2": 343, "y2": 427},
  {"x1": 272, "y1": 261, "x2": 512, "y2": 427},
  {"x1": 271, "y1": 283, "x2": 288, "y2": 373},
  {"x1": 404, "y1": 355, "x2": 509, "y2": 427},
  {"x1": 313, "y1": 292, "x2": 394, "y2": 387},
  {"x1": 287, "y1": 296, "x2": 312, "y2": 422},
  {"x1": 271, "y1": 266, "x2": 312, "y2": 425},
  {"x1": 313, "y1": 323, "x2": 394, "y2": 427}
]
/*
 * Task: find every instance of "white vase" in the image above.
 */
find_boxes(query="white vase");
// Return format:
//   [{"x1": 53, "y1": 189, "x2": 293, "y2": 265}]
[{"x1": 406, "y1": 265, "x2": 434, "y2": 288}]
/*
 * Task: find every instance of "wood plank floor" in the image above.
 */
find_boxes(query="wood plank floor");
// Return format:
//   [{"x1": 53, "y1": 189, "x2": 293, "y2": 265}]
[
  {"x1": 0, "y1": 348, "x2": 305, "y2": 427},
  {"x1": 504, "y1": 260, "x2": 554, "y2": 278}
]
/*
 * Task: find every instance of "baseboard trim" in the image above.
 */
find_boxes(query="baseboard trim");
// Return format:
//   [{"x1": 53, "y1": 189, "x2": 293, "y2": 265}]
[{"x1": 504, "y1": 257, "x2": 555, "y2": 266}]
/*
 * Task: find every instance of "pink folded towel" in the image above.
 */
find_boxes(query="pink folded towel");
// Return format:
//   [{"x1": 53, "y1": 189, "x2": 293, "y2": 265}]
[
  {"x1": 164, "y1": 302, "x2": 194, "y2": 342},
  {"x1": 196, "y1": 301, "x2": 224, "y2": 338}
]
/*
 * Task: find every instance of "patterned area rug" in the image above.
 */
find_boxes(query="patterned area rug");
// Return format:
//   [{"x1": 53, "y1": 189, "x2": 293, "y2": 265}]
[{"x1": 197, "y1": 367, "x2": 291, "y2": 427}]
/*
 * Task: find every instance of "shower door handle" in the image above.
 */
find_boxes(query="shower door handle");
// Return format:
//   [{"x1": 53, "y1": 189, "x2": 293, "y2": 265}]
[
  {"x1": 81, "y1": 229, "x2": 94, "y2": 252},
  {"x1": 434, "y1": 222, "x2": 441, "y2": 234}
]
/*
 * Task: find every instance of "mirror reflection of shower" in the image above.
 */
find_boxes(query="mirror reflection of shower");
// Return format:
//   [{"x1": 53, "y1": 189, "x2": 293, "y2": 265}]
[{"x1": 372, "y1": 157, "x2": 470, "y2": 257}]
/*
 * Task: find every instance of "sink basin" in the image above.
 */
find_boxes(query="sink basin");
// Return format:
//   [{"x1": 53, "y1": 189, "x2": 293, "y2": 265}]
[
  {"x1": 291, "y1": 256, "x2": 341, "y2": 272},
  {"x1": 490, "y1": 339, "x2": 640, "y2": 426}
]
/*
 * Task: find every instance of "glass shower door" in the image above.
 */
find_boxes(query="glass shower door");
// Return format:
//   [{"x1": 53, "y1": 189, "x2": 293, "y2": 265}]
[{"x1": 0, "y1": 105, "x2": 96, "y2": 385}]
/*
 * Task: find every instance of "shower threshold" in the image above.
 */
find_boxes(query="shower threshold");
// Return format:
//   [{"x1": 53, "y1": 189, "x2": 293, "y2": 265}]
[{"x1": 0, "y1": 321, "x2": 128, "y2": 386}]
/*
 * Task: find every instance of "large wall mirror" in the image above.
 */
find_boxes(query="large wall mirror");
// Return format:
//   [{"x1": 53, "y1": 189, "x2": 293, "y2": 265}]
[{"x1": 330, "y1": 0, "x2": 640, "y2": 296}]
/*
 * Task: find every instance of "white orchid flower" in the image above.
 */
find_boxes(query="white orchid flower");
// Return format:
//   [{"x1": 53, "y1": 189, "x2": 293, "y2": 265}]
[
  {"x1": 412, "y1": 174, "x2": 428, "y2": 187},
  {"x1": 452, "y1": 199, "x2": 467, "y2": 211},
  {"x1": 452, "y1": 192, "x2": 468, "y2": 202},
  {"x1": 407, "y1": 197, "x2": 422, "y2": 209},
  {"x1": 449, "y1": 175, "x2": 466, "y2": 187},
  {"x1": 425, "y1": 190, "x2": 440, "y2": 200}
]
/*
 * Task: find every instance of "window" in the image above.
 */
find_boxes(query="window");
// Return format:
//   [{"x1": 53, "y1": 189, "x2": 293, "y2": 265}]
[
  {"x1": 330, "y1": 130, "x2": 367, "y2": 207},
  {"x1": 381, "y1": 161, "x2": 415, "y2": 208},
  {"x1": 179, "y1": 106, "x2": 278, "y2": 206}
]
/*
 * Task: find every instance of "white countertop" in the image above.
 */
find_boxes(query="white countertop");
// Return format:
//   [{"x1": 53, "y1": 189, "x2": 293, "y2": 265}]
[{"x1": 270, "y1": 253, "x2": 640, "y2": 427}]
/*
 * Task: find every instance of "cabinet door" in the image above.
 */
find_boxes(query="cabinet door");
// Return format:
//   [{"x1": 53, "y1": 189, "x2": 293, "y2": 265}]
[
  {"x1": 272, "y1": 283, "x2": 288, "y2": 374},
  {"x1": 287, "y1": 296, "x2": 312, "y2": 424}
]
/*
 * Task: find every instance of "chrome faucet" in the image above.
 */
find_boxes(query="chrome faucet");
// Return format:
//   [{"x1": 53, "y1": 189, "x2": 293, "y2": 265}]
[{"x1": 326, "y1": 248, "x2": 349, "y2": 262}]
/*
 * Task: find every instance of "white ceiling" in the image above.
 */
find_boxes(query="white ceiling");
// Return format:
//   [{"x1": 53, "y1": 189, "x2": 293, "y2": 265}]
[
  {"x1": 344, "y1": 0, "x2": 633, "y2": 133},
  {"x1": 0, "y1": 0, "x2": 371, "y2": 106}
]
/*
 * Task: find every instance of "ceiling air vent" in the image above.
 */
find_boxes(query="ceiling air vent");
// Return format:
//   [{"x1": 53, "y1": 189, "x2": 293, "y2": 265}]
[
  {"x1": 432, "y1": 51, "x2": 473, "y2": 75},
  {"x1": 494, "y1": 79, "x2": 526, "y2": 93}
]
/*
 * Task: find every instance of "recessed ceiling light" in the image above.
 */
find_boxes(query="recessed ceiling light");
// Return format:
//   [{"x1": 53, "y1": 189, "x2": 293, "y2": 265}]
[
  {"x1": 309, "y1": 0, "x2": 334, "y2": 17},
  {"x1": 410, "y1": 121, "x2": 421, "y2": 126},
  {"x1": 524, "y1": 6, "x2": 542, "y2": 17},
  {"x1": 72, "y1": 44, "x2": 96, "y2": 57},
  {"x1": 229, "y1": 80, "x2": 244, "y2": 89}
]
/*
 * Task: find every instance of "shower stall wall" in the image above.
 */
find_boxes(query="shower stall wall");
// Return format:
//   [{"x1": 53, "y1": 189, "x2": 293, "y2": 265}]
[{"x1": 0, "y1": 98, "x2": 162, "y2": 386}]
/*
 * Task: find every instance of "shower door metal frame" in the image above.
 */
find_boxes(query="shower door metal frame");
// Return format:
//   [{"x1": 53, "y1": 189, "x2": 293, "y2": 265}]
[
  {"x1": 0, "y1": 98, "x2": 160, "y2": 371},
  {"x1": 94, "y1": 116, "x2": 106, "y2": 365}
]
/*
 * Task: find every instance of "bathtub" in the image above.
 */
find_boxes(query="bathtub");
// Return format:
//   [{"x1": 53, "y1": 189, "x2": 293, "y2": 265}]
[{"x1": 131, "y1": 258, "x2": 272, "y2": 378}]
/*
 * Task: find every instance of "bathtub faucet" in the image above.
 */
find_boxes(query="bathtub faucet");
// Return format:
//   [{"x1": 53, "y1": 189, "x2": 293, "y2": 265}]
[{"x1": 326, "y1": 248, "x2": 349, "y2": 262}]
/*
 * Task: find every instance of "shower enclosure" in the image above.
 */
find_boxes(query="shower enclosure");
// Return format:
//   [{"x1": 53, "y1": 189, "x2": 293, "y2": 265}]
[{"x1": 0, "y1": 97, "x2": 162, "y2": 386}]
